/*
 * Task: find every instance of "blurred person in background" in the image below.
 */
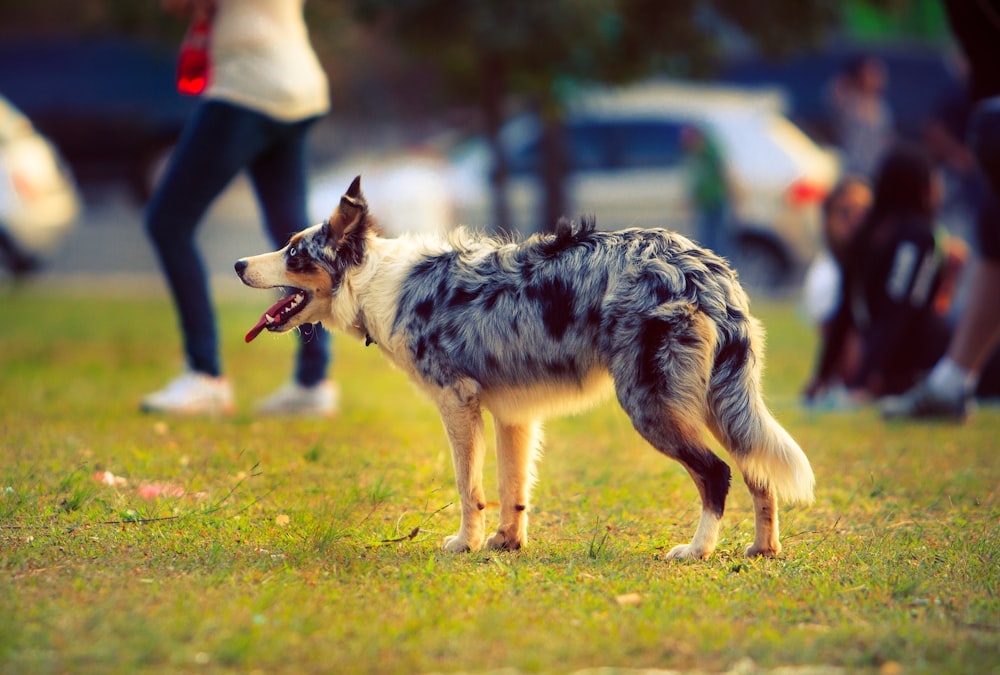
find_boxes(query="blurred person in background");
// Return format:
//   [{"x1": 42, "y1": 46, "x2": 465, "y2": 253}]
[
  {"x1": 827, "y1": 55, "x2": 894, "y2": 178},
  {"x1": 681, "y1": 125, "x2": 731, "y2": 259},
  {"x1": 807, "y1": 144, "x2": 977, "y2": 407},
  {"x1": 884, "y1": 0, "x2": 1000, "y2": 421},
  {"x1": 801, "y1": 175, "x2": 872, "y2": 406},
  {"x1": 924, "y1": 55, "x2": 987, "y2": 244},
  {"x1": 141, "y1": 0, "x2": 336, "y2": 416}
]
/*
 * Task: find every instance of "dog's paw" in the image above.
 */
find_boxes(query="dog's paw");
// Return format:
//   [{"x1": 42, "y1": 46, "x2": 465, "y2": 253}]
[
  {"x1": 485, "y1": 530, "x2": 523, "y2": 551},
  {"x1": 744, "y1": 542, "x2": 781, "y2": 558},
  {"x1": 664, "y1": 543, "x2": 710, "y2": 561},
  {"x1": 442, "y1": 534, "x2": 474, "y2": 553}
]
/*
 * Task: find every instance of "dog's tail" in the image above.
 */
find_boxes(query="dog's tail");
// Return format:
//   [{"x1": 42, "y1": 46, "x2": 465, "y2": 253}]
[{"x1": 707, "y1": 314, "x2": 814, "y2": 505}]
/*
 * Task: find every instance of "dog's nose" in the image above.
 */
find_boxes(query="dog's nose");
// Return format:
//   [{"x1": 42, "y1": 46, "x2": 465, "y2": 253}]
[{"x1": 235, "y1": 259, "x2": 248, "y2": 275}]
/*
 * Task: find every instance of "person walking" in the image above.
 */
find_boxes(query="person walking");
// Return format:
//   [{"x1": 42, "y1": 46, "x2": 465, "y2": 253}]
[{"x1": 141, "y1": 0, "x2": 336, "y2": 416}]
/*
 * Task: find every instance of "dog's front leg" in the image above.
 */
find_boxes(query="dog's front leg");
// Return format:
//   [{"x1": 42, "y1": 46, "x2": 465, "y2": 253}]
[
  {"x1": 486, "y1": 420, "x2": 541, "y2": 551},
  {"x1": 437, "y1": 379, "x2": 487, "y2": 552}
]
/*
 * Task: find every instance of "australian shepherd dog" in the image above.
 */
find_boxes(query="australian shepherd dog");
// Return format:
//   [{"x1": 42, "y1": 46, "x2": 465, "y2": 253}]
[{"x1": 235, "y1": 176, "x2": 814, "y2": 559}]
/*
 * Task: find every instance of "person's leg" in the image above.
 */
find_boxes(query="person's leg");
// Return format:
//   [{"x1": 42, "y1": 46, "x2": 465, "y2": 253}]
[
  {"x1": 0, "y1": 228, "x2": 37, "y2": 275},
  {"x1": 883, "y1": 99, "x2": 1000, "y2": 419},
  {"x1": 943, "y1": 259, "x2": 1000, "y2": 373},
  {"x1": 247, "y1": 117, "x2": 331, "y2": 388},
  {"x1": 697, "y1": 207, "x2": 719, "y2": 256},
  {"x1": 145, "y1": 101, "x2": 275, "y2": 376},
  {"x1": 942, "y1": 100, "x2": 1000, "y2": 376},
  {"x1": 926, "y1": 103, "x2": 1000, "y2": 397}
]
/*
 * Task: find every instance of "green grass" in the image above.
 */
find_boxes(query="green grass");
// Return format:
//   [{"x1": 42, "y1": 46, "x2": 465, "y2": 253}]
[{"x1": 1, "y1": 285, "x2": 997, "y2": 674}]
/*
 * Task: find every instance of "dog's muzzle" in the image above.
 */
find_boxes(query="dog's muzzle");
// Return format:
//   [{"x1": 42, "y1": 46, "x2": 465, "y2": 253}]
[{"x1": 234, "y1": 258, "x2": 310, "y2": 343}]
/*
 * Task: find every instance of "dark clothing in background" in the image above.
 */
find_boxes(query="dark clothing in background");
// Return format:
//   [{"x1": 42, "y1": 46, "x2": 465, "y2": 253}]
[
  {"x1": 944, "y1": 0, "x2": 1000, "y2": 104},
  {"x1": 944, "y1": 0, "x2": 1000, "y2": 262},
  {"x1": 818, "y1": 215, "x2": 951, "y2": 396}
]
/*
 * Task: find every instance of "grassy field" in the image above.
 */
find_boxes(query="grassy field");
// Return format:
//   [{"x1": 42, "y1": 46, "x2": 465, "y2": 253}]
[{"x1": 1, "y1": 284, "x2": 997, "y2": 674}]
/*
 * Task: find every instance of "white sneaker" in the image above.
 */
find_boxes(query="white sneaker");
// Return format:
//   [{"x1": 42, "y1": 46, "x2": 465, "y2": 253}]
[
  {"x1": 255, "y1": 380, "x2": 339, "y2": 417},
  {"x1": 881, "y1": 380, "x2": 972, "y2": 423},
  {"x1": 140, "y1": 371, "x2": 235, "y2": 416}
]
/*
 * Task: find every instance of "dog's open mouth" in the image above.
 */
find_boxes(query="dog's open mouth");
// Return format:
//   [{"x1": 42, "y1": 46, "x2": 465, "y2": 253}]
[{"x1": 245, "y1": 288, "x2": 309, "y2": 343}]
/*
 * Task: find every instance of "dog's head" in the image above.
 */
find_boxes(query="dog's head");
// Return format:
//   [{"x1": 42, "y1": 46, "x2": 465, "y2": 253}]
[{"x1": 235, "y1": 175, "x2": 371, "y2": 342}]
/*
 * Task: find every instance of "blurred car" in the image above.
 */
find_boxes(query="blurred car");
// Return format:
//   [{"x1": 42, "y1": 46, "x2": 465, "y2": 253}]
[
  {"x1": 310, "y1": 150, "x2": 454, "y2": 239},
  {"x1": 0, "y1": 94, "x2": 81, "y2": 275},
  {"x1": 311, "y1": 80, "x2": 839, "y2": 289},
  {"x1": 0, "y1": 39, "x2": 196, "y2": 201},
  {"x1": 720, "y1": 44, "x2": 960, "y2": 143}
]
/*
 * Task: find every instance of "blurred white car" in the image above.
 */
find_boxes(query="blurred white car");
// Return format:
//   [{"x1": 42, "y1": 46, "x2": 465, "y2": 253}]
[
  {"x1": 310, "y1": 149, "x2": 453, "y2": 238},
  {"x1": 311, "y1": 80, "x2": 839, "y2": 289},
  {"x1": 0, "y1": 94, "x2": 80, "y2": 274}
]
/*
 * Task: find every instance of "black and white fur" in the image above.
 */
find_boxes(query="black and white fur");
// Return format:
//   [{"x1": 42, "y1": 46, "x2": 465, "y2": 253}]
[{"x1": 235, "y1": 176, "x2": 814, "y2": 559}]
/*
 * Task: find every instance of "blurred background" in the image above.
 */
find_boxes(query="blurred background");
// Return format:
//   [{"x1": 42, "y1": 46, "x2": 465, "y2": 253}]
[{"x1": 0, "y1": 0, "x2": 964, "y2": 294}]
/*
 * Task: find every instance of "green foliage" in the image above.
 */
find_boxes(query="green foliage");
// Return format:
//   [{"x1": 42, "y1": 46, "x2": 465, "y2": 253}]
[
  {"x1": 352, "y1": 0, "x2": 844, "y2": 103},
  {"x1": 347, "y1": 0, "x2": 851, "y2": 233},
  {"x1": 0, "y1": 0, "x2": 184, "y2": 42},
  {"x1": 715, "y1": 0, "x2": 841, "y2": 58},
  {"x1": 0, "y1": 287, "x2": 997, "y2": 673}
]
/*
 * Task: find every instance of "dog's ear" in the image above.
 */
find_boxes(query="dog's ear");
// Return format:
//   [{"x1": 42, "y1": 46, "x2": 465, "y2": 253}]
[{"x1": 324, "y1": 175, "x2": 367, "y2": 246}]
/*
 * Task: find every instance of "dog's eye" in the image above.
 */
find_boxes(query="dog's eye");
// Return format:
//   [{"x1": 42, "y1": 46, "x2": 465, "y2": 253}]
[{"x1": 288, "y1": 247, "x2": 298, "y2": 258}]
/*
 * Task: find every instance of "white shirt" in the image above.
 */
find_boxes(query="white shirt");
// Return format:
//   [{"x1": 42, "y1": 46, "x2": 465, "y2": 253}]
[
  {"x1": 801, "y1": 249, "x2": 841, "y2": 325},
  {"x1": 207, "y1": 0, "x2": 330, "y2": 122}
]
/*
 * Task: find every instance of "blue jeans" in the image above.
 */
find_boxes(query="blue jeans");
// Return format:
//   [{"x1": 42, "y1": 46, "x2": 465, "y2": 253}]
[
  {"x1": 697, "y1": 204, "x2": 731, "y2": 260},
  {"x1": 146, "y1": 100, "x2": 330, "y2": 385}
]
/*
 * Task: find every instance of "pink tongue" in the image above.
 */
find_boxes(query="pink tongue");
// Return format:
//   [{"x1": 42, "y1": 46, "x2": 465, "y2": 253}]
[
  {"x1": 245, "y1": 294, "x2": 300, "y2": 343},
  {"x1": 245, "y1": 315, "x2": 269, "y2": 343}
]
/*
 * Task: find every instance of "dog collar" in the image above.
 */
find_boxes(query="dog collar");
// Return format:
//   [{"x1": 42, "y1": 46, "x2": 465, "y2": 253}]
[{"x1": 354, "y1": 313, "x2": 377, "y2": 346}]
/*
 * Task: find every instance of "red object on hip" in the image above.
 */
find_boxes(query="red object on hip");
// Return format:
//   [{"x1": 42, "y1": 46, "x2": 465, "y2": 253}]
[{"x1": 177, "y1": 19, "x2": 212, "y2": 96}]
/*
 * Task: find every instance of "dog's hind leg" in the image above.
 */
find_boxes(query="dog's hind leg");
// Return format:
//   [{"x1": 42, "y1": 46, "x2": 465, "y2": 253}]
[
  {"x1": 744, "y1": 481, "x2": 780, "y2": 557},
  {"x1": 436, "y1": 379, "x2": 488, "y2": 552},
  {"x1": 706, "y1": 409, "x2": 781, "y2": 557},
  {"x1": 705, "y1": 309, "x2": 813, "y2": 557},
  {"x1": 632, "y1": 411, "x2": 731, "y2": 560},
  {"x1": 612, "y1": 305, "x2": 729, "y2": 560},
  {"x1": 486, "y1": 420, "x2": 542, "y2": 551}
]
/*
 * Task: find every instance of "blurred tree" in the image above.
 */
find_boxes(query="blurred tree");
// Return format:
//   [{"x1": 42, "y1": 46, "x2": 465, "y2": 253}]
[
  {"x1": 350, "y1": 0, "x2": 845, "y2": 233},
  {"x1": 0, "y1": 0, "x2": 180, "y2": 41},
  {"x1": 0, "y1": 0, "x2": 898, "y2": 232}
]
